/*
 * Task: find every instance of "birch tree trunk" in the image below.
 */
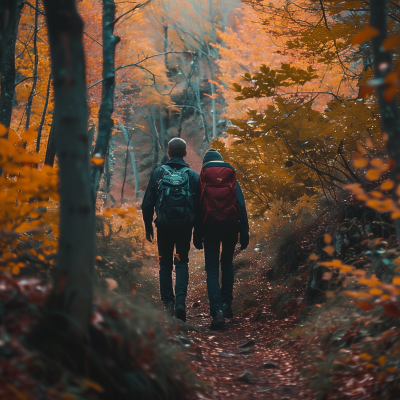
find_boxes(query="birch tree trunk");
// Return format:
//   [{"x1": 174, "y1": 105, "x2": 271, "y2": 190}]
[
  {"x1": 207, "y1": 55, "x2": 217, "y2": 139},
  {"x1": 0, "y1": 0, "x2": 23, "y2": 133},
  {"x1": 119, "y1": 123, "x2": 139, "y2": 197},
  {"x1": 42, "y1": 0, "x2": 94, "y2": 333},
  {"x1": 370, "y1": 0, "x2": 400, "y2": 245},
  {"x1": 91, "y1": 0, "x2": 120, "y2": 201}
]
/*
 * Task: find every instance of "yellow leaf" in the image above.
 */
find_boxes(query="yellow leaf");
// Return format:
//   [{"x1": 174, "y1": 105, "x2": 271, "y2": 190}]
[
  {"x1": 319, "y1": 260, "x2": 342, "y2": 268},
  {"x1": 323, "y1": 245, "x2": 335, "y2": 256},
  {"x1": 309, "y1": 253, "x2": 319, "y2": 261},
  {"x1": 324, "y1": 233, "x2": 332, "y2": 244},
  {"x1": 366, "y1": 169, "x2": 381, "y2": 181},
  {"x1": 352, "y1": 26, "x2": 380, "y2": 45}
]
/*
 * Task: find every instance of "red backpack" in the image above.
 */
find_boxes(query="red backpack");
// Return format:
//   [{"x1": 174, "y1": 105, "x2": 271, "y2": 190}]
[{"x1": 199, "y1": 165, "x2": 240, "y2": 227}]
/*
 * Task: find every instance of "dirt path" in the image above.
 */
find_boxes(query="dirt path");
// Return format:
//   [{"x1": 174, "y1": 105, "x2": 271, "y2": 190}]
[{"x1": 183, "y1": 296, "x2": 304, "y2": 399}]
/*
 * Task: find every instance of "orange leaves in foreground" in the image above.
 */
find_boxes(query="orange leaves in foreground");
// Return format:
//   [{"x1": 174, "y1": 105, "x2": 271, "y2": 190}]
[
  {"x1": 0, "y1": 126, "x2": 59, "y2": 273},
  {"x1": 352, "y1": 26, "x2": 380, "y2": 45}
]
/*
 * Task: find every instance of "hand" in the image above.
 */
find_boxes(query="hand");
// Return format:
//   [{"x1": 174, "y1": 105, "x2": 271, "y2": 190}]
[
  {"x1": 146, "y1": 229, "x2": 154, "y2": 243},
  {"x1": 240, "y1": 231, "x2": 249, "y2": 250}
]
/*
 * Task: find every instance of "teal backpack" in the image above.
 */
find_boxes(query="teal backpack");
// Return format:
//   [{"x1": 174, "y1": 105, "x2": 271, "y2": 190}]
[{"x1": 155, "y1": 165, "x2": 195, "y2": 227}]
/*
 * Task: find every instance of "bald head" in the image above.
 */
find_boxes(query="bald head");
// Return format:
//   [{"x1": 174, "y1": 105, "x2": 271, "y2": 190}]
[{"x1": 168, "y1": 138, "x2": 187, "y2": 158}]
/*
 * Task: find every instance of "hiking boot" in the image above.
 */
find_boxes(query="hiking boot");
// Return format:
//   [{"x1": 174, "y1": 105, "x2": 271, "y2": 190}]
[
  {"x1": 175, "y1": 303, "x2": 186, "y2": 322},
  {"x1": 222, "y1": 303, "x2": 233, "y2": 318},
  {"x1": 210, "y1": 310, "x2": 225, "y2": 330}
]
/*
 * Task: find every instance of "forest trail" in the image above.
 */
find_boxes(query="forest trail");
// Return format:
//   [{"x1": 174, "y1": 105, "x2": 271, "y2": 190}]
[
  {"x1": 144, "y1": 243, "x2": 305, "y2": 400},
  {"x1": 183, "y1": 299, "x2": 304, "y2": 399}
]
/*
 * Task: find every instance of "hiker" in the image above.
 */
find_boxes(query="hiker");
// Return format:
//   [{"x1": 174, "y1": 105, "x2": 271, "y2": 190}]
[
  {"x1": 193, "y1": 149, "x2": 249, "y2": 330},
  {"x1": 141, "y1": 138, "x2": 199, "y2": 322}
]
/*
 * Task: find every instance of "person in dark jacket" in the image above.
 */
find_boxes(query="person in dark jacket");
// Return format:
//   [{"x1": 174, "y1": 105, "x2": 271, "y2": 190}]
[
  {"x1": 142, "y1": 138, "x2": 199, "y2": 322},
  {"x1": 193, "y1": 149, "x2": 249, "y2": 330}
]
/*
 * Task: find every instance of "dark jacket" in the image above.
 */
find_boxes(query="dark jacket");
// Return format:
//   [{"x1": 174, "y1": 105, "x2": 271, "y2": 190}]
[
  {"x1": 195, "y1": 160, "x2": 249, "y2": 238},
  {"x1": 141, "y1": 157, "x2": 200, "y2": 232}
]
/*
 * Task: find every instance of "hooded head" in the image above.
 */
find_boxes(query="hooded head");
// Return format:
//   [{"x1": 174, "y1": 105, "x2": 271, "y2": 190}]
[{"x1": 202, "y1": 149, "x2": 223, "y2": 166}]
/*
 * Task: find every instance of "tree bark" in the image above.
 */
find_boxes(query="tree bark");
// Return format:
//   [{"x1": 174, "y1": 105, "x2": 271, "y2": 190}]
[
  {"x1": 25, "y1": 0, "x2": 39, "y2": 130},
  {"x1": 147, "y1": 114, "x2": 159, "y2": 172},
  {"x1": 119, "y1": 122, "x2": 139, "y2": 198},
  {"x1": 207, "y1": 55, "x2": 217, "y2": 139},
  {"x1": 370, "y1": 0, "x2": 400, "y2": 245},
  {"x1": 36, "y1": 72, "x2": 52, "y2": 153},
  {"x1": 91, "y1": 0, "x2": 120, "y2": 201},
  {"x1": 44, "y1": 121, "x2": 56, "y2": 166},
  {"x1": 0, "y1": 0, "x2": 23, "y2": 134},
  {"x1": 42, "y1": 0, "x2": 94, "y2": 334}
]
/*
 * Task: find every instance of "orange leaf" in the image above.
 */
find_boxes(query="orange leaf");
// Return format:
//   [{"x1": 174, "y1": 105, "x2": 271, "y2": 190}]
[
  {"x1": 378, "y1": 355, "x2": 387, "y2": 367},
  {"x1": 323, "y1": 245, "x2": 335, "y2": 256},
  {"x1": 309, "y1": 253, "x2": 319, "y2": 261},
  {"x1": 12, "y1": 266, "x2": 20, "y2": 275},
  {"x1": 382, "y1": 34, "x2": 400, "y2": 51},
  {"x1": 90, "y1": 156, "x2": 105, "y2": 166},
  {"x1": 353, "y1": 158, "x2": 368, "y2": 168},
  {"x1": 365, "y1": 169, "x2": 381, "y2": 181},
  {"x1": 359, "y1": 353, "x2": 372, "y2": 361},
  {"x1": 381, "y1": 180, "x2": 394, "y2": 190},
  {"x1": 393, "y1": 277, "x2": 400, "y2": 285},
  {"x1": 324, "y1": 233, "x2": 332, "y2": 244},
  {"x1": 352, "y1": 26, "x2": 380, "y2": 45},
  {"x1": 370, "y1": 288, "x2": 383, "y2": 296},
  {"x1": 356, "y1": 142, "x2": 368, "y2": 154},
  {"x1": 370, "y1": 158, "x2": 389, "y2": 171},
  {"x1": 95, "y1": 256, "x2": 103, "y2": 261}
]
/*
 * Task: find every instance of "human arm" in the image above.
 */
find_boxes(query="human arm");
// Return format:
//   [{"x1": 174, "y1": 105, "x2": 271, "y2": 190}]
[
  {"x1": 141, "y1": 169, "x2": 160, "y2": 242},
  {"x1": 236, "y1": 181, "x2": 249, "y2": 250}
]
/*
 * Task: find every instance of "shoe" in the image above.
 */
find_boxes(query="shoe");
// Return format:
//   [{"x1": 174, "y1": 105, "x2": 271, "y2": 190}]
[
  {"x1": 175, "y1": 303, "x2": 186, "y2": 322},
  {"x1": 222, "y1": 303, "x2": 233, "y2": 318},
  {"x1": 210, "y1": 310, "x2": 225, "y2": 330}
]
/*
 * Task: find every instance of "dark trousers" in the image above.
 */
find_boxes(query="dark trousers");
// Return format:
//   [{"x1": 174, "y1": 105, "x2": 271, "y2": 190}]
[
  {"x1": 204, "y1": 230, "x2": 238, "y2": 316},
  {"x1": 157, "y1": 225, "x2": 192, "y2": 306}
]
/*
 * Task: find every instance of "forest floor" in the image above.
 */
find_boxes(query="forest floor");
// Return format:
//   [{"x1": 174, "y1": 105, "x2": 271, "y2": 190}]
[{"x1": 141, "y1": 244, "x2": 306, "y2": 400}]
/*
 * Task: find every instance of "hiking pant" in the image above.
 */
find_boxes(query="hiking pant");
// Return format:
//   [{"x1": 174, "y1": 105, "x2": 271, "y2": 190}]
[
  {"x1": 157, "y1": 225, "x2": 192, "y2": 306},
  {"x1": 204, "y1": 230, "x2": 238, "y2": 317}
]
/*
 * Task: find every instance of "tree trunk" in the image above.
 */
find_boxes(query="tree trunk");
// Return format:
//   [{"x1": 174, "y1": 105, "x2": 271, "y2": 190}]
[
  {"x1": 158, "y1": 108, "x2": 168, "y2": 164},
  {"x1": 147, "y1": 114, "x2": 159, "y2": 172},
  {"x1": 42, "y1": 0, "x2": 94, "y2": 334},
  {"x1": 44, "y1": 121, "x2": 56, "y2": 166},
  {"x1": 370, "y1": 0, "x2": 400, "y2": 245},
  {"x1": 207, "y1": 55, "x2": 217, "y2": 139},
  {"x1": 119, "y1": 122, "x2": 139, "y2": 197},
  {"x1": 25, "y1": 0, "x2": 39, "y2": 130},
  {"x1": 91, "y1": 0, "x2": 120, "y2": 201},
  {"x1": 36, "y1": 72, "x2": 52, "y2": 153},
  {"x1": 0, "y1": 0, "x2": 23, "y2": 134}
]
